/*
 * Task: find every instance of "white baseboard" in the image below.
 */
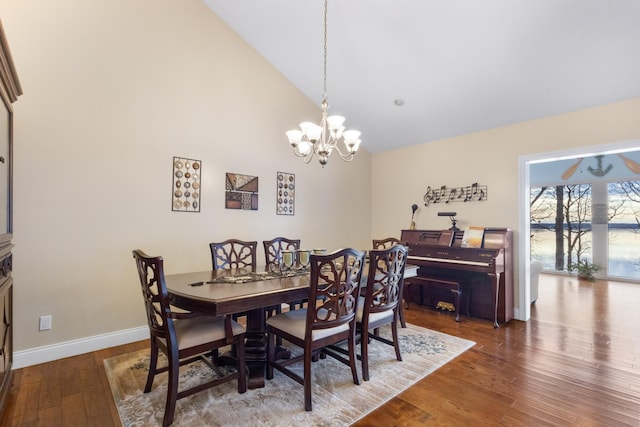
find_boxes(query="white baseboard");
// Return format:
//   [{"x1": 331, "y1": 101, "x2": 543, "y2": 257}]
[{"x1": 13, "y1": 326, "x2": 149, "y2": 369}]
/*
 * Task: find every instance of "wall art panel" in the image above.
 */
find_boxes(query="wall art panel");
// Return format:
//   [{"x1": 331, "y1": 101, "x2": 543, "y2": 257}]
[
  {"x1": 276, "y1": 171, "x2": 295, "y2": 215},
  {"x1": 172, "y1": 156, "x2": 201, "y2": 212},
  {"x1": 225, "y1": 172, "x2": 258, "y2": 210}
]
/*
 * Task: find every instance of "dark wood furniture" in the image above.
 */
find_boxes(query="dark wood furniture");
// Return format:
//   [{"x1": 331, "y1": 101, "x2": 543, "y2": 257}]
[
  {"x1": 0, "y1": 21, "x2": 21, "y2": 419},
  {"x1": 209, "y1": 239, "x2": 259, "y2": 321},
  {"x1": 165, "y1": 266, "x2": 311, "y2": 389},
  {"x1": 132, "y1": 250, "x2": 247, "y2": 427},
  {"x1": 210, "y1": 239, "x2": 257, "y2": 270},
  {"x1": 357, "y1": 245, "x2": 408, "y2": 381},
  {"x1": 372, "y1": 237, "x2": 408, "y2": 327},
  {"x1": 164, "y1": 261, "x2": 418, "y2": 390},
  {"x1": 263, "y1": 237, "x2": 301, "y2": 268},
  {"x1": 263, "y1": 237, "x2": 302, "y2": 310},
  {"x1": 266, "y1": 248, "x2": 366, "y2": 411},
  {"x1": 372, "y1": 237, "x2": 403, "y2": 249},
  {"x1": 401, "y1": 228, "x2": 513, "y2": 328}
]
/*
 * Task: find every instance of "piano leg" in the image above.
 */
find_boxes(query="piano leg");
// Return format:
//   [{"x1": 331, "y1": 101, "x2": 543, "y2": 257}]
[
  {"x1": 450, "y1": 287, "x2": 462, "y2": 322},
  {"x1": 489, "y1": 272, "x2": 499, "y2": 328}
]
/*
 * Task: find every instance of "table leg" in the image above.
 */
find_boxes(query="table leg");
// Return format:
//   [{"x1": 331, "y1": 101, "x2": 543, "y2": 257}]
[
  {"x1": 244, "y1": 307, "x2": 267, "y2": 389},
  {"x1": 244, "y1": 306, "x2": 292, "y2": 389}
]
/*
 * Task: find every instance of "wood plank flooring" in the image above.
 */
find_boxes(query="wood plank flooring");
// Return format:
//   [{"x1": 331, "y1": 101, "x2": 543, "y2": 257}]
[{"x1": 1, "y1": 274, "x2": 639, "y2": 426}]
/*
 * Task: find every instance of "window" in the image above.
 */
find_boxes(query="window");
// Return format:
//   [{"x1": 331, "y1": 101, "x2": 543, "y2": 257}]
[{"x1": 530, "y1": 152, "x2": 640, "y2": 281}]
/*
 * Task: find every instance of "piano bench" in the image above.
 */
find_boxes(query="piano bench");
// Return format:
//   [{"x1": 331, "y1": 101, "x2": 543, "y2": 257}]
[{"x1": 405, "y1": 275, "x2": 469, "y2": 322}]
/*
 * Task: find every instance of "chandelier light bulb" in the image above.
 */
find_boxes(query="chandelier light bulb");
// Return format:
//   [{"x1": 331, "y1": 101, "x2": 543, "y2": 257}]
[
  {"x1": 326, "y1": 115, "x2": 345, "y2": 130},
  {"x1": 286, "y1": 130, "x2": 303, "y2": 147}
]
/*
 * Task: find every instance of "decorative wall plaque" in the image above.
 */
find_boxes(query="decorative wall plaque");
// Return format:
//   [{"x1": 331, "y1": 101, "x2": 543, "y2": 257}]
[
  {"x1": 276, "y1": 171, "x2": 295, "y2": 215},
  {"x1": 225, "y1": 172, "x2": 258, "y2": 210},
  {"x1": 423, "y1": 182, "x2": 487, "y2": 206},
  {"x1": 172, "y1": 156, "x2": 201, "y2": 212}
]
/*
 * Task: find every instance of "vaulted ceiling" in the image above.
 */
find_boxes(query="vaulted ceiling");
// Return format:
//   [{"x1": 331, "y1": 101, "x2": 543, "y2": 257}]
[{"x1": 204, "y1": 0, "x2": 640, "y2": 154}]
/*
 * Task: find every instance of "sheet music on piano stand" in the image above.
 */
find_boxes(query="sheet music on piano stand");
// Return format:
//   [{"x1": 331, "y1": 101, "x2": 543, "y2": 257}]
[{"x1": 461, "y1": 226, "x2": 484, "y2": 248}]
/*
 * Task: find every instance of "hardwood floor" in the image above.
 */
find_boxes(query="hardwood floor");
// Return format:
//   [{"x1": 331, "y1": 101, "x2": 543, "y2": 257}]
[{"x1": 1, "y1": 274, "x2": 639, "y2": 426}]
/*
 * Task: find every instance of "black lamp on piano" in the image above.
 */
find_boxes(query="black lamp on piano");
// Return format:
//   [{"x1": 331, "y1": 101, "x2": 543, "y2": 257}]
[
  {"x1": 410, "y1": 204, "x2": 418, "y2": 230},
  {"x1": 438, "y1": 211, "x2": 459, "y2": 230}
]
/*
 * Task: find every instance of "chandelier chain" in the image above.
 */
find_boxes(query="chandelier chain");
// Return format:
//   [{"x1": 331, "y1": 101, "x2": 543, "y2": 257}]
[{"x1": 322, "y1": 0, "x2": 328, "y2": 101}]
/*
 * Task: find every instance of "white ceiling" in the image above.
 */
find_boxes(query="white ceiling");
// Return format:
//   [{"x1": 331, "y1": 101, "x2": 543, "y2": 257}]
[{"x1": 203, "y1": 0, "x2": 640, "y2": 154}]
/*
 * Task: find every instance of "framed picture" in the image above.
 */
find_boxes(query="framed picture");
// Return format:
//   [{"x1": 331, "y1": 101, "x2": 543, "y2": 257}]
[
  {"x1": 276, "y1": 172, "x2": 295, "y2": 215},
  {"x1": 225, "y1": 172, "x2": 258, "y2": 210},
  {"x1": 172, "y1": 156, "x2": 201, "y2": 212}
]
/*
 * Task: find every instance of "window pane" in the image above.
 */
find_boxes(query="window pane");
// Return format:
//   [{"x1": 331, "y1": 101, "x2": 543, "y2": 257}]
[
  {"x1": 530, "y1": 185, "x2": 593, "y2": 272},
  {"x1": 607, "y1": 181, "x2": 640, "y2": 280}
]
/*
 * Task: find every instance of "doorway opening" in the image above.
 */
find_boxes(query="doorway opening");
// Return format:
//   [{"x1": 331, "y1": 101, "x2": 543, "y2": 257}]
[{"x1": 518, "y1": 139, "x2": 640, "y2": 321}]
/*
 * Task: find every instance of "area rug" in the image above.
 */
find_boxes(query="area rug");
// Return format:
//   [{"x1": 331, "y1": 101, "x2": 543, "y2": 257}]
[{"x1": 104, "y1": 323, "x2": 474, "y2": 426}]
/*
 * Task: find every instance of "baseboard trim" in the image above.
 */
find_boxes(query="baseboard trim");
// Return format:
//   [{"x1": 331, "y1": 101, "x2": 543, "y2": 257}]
[{"x1": 13, "y1": 326, "x2": 149, "y2": 369}]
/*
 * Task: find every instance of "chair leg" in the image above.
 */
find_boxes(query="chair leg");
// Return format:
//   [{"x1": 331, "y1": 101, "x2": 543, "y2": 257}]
[
  {"x1": 404, "y1": 282, "x2": 412, "y2": 309},
  {"x1": 360, "y1": 327, "x2": 370, "y2": 381},
  {"x1": 391, "y1": 315, "x2": 403, "y2": 362},
  {"x1": 304, "y1": 348, "x2": 313, "y2": 411},
  {"x1": 348, "y1": 328, "x2": 361, "y2": 386},
  {"x1": 144, "y1": 340, "x2": 159, "y2": 393},
  {"x1": 398, "y1": 302, "x2": 407, "y2": 328},
  {"x1": 266, "y1": 329, "x2": 275, "y2": 380},
  {"x1": 163, "y1": 348, "x2": 180, "y2": 427}
]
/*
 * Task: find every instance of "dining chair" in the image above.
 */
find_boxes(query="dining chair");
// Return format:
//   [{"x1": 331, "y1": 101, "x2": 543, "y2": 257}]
[
  {"x1": 372, "y1": 237, "x2": 402, "y2": 249},
  {"x1": 132, "y1": 249, "x2": 247, "y2": 427},
  {"x1": 209, "y1": 239, "x2": 257, "y2": 270},
  {"x1": 263, "y1": 237, "x2": 303, "y2": 310},
  {"x1": 209, "y1": 239, "x2": 258, "y2": 322},
  {"x1": 266, "y1": 248, "x2": 366, "y2": 411},
  {"x1": 358, "y1": 244, "x2": 408, "y2": 381},
  {"x1": 263, "y1": 237, "x2": 301, "y2": 268},
  {"x1": 372, "y1": 237, "x2": 408, "y2": 328}
]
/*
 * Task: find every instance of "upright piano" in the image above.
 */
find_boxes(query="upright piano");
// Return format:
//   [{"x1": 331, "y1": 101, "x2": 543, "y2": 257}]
[{"x1": 401, "y1": 228, "x2": 513, "y2": 327}]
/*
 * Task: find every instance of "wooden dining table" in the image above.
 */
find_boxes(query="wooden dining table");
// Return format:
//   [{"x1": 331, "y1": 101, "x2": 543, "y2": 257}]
[{"x1": 165, "y1": 264, "x2": 418, "y2": 389}]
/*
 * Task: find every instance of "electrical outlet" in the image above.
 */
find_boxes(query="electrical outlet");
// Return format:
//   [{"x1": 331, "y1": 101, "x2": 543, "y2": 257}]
[{"x1": 39, "y1": 315, "x2": 52, "y2": 331}]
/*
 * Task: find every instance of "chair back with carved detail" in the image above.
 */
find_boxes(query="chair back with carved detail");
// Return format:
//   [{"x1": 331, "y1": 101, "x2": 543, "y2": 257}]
[
  {"x1": 307, "y1": 248, "x2": 366, "y2": 335},
  {"x1": 263, "y1": 237, "x2": 300, "y2": 267},
  {"x1": 358, "y1": 244, "x2": 408, "y2": 381},
  {"x1": 372, "y1": 237, "x2": 403, "y2": 249},
  {"x1": 210, "y1": 239, "x2": 257, "y2": 270},
  {"x1": 133, "y1": 249, "x2": 172, "y2": 340}
]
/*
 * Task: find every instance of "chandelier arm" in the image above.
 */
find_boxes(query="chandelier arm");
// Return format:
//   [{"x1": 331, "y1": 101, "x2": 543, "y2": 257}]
[
  {"x1": 303, "y1": 153, "x2": 315, "y2": 164},
  {"x1": 331, "y1": 144, "x2": 356, "y2": 161}
]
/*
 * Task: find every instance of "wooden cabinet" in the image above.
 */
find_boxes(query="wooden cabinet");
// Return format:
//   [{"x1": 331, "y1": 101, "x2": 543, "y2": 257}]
[{"x1": 0, "y1": 19, "x2": 22, "y2": 417}]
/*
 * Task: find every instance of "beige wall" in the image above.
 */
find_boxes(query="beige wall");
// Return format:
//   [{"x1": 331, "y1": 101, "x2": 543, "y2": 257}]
[
  {"x1": 2, "y1": 0, "x2": 371, "y2": 354},
  {"x1": 371, "y1": 97, "x2": 640, "y2": 317}
]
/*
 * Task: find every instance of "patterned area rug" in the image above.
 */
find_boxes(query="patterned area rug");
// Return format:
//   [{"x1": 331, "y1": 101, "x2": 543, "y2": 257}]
[{"x1": 104, "y1": 323, "x2": 474, "y2": 426}]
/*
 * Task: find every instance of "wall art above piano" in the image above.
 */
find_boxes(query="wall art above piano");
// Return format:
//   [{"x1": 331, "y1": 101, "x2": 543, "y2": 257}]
[{"x1": 423, "y1": 182, "x2": 487, "y2": 206}]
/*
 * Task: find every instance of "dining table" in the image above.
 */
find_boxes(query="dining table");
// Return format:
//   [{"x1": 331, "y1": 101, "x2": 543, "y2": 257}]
[{"x1": 165, "y1": 263, "x2": 418, "y2": 389}]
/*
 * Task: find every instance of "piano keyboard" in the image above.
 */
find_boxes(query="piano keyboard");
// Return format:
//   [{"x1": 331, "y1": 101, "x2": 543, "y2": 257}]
[{"x1": 408, "y1": 255, "x2": 489, "y2": 267}]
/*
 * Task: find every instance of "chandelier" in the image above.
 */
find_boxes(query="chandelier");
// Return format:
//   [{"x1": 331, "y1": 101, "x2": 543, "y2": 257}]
[{"x1": 285, "y1": 0, "x2": 362, "y2": 167}]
